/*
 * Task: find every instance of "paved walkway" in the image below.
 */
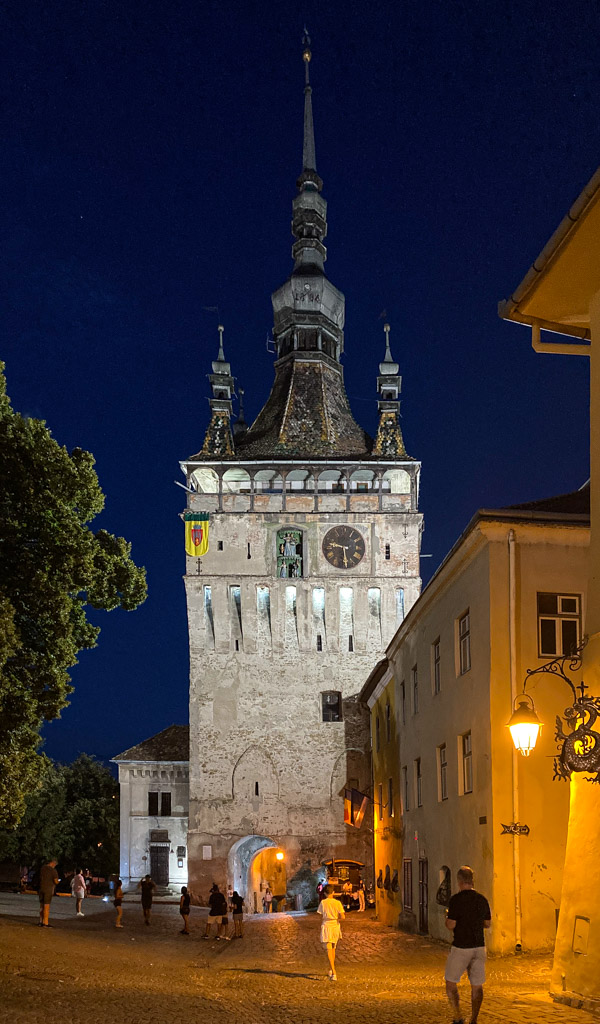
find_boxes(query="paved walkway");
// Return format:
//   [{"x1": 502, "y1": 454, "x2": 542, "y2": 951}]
[{"x1": 0, "y1": 894, "x2": 594, "y2": 1024}]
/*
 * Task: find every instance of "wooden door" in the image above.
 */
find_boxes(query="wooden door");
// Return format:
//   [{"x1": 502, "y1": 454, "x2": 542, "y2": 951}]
[
  {"x1": 150, "y1": 846, "x2": 169, "y2": 886},
  {"x1": 418, "y1": 858, "x2": 428, "y2": 933}
]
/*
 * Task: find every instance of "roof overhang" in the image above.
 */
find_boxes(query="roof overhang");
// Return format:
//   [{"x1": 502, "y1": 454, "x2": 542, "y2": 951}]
[{"x1": 499, "y1": 164, "x2": 600, "y2": 341}]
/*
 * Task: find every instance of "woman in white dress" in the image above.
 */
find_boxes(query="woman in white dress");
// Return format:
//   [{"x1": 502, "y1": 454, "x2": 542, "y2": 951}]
[{"x1": 317, "y1": 885, "x2": 345, "y2": 981}]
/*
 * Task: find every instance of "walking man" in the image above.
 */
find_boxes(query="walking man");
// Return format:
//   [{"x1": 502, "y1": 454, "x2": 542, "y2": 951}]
[
  {"x1": 317, "y1": 884, "x2": 345, "y2": 981},
  {"x1": 444, "y1": 865, "x2": 491, "y2": 1024},
  {"x1": 38, "y1": 859, "x2": 59, "y2": 927},
  {"x1": 137, "y1": 874, "x2": 156, "y2": 925}
]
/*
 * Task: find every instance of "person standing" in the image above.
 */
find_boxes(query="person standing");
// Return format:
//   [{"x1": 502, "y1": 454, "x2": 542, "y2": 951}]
[
  {"x1": 179, "y1": 886, "x2": 191, "y2": 934},
  {"x1": 231, "y1": 891, "x2": 245, "y2": 938},
  {"x1": 264, "y1": 887, "x2": 273, "y2": 913},
  {"x1": 71, "y1": 868, "x2": 86, "y2": 917},
  {"x1": 444, "y1": 865, "x2": 492, "y2": 1024},
  {"x1": 357, "y1": 877, "x2": 366, "y2": 912},
  {"x1": 114, "y1": 879, "x2": 124, "y2": 928},
  {"x1": 38, "y1": 860, "x2": 59, "y2": 927},
  {"x1": 137, "y1": 874, "x2": 157, "y2": 925},
  {"x1": 317, "y1": 884, "x2": 345, "y2": 981},
  {"x1": 203, "y1": 884, "x2": 228, "y2": 940}
]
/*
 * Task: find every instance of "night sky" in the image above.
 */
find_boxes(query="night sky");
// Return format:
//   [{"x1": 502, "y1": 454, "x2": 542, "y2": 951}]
[{"x1": 2, "y1": 0, "x2": 595, "y2": 764}]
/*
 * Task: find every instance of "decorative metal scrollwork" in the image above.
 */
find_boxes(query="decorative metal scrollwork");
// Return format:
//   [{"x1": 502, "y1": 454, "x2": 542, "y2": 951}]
[
  {"x1": 523, "y1": 640, "x2": 600, "y2": 784},
  {"x1": 501, "y1": 822, "x2": 530, "y2": 836}
]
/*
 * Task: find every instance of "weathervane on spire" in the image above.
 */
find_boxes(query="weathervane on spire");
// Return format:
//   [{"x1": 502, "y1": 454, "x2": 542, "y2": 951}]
[{"x1": 217, "y1": 323, "x2": 225, "y2": 362}]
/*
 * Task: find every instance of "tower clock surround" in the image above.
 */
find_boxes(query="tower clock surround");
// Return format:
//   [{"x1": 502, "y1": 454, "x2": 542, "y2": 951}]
[{"x1": 322, "y1": 525, "x2": 366, "y2": 569}]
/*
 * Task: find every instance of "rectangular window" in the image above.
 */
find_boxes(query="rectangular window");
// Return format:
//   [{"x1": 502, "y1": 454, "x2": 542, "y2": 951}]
[
  {"x1": 386, "y1": 701, "x2": 391, "y2": 742},
  {"x1": 458, "y1": 611, "x2": 471, "y2": 674},
  {"x1": 375, "y1": 715, "x2": 381, "y2": 752},
  {"x1": 388, "y1": 777, "x2": 394, "y2": 817},
  {"x1": 204, "y1": 585, "x2": 214, "y2": 641},
  {"x1": 432, "y1": 638, "x2": 441, "y2": 695},
  {"x1": 148, "y1": 792, "x2": 158, "y2": 816},
  {"x1": 396, "y1": 588, "x2": 405, "y2": 626},
  {"x1": 412, "y1": 665, "x2": 418, "y2": 714},
  {"x1": 339, "y1": 587, "x2": 354, "y2": 646},
  {"x1": 415, "y1": 758, "x2": 422, "y2": 807},
  {"x1": 538, "y1": 593, "x2": 581, "y2": 657},
  {"x1": 316, "y1": 634, "x2": 323, "y2": 651},
  {"x1": 348, "y1": 635, "x2": 354, "y2": 652},
  {"x1": 160, "y1": 791, "x2": 171, "y2": 817},
  {"x1": 322, "y1": 691, "x2": 342, "y2": 723},
  {"x1": 378, "y1": 782, "x2": 383, "y2": 821},
  {"x1": 403, "y1": 859, "x2": 413, "y2": 910},
  {"x1": 385, "y1": 543, "x2": 391, "y2": 560},
  {"x1": 230, "y1": 585, "x2": 242, "y2": 636},
  {"x1": 402, "y1": 765, "x2": 410, "y2": 812},
  {"x1": 462, "y1": 732, "x2": 473, "y2": 794},
  {"x1": 400, "y1": 681, "x2": 406, "y2": 726},
  {"x1": 247, "y1": 542, "x2": 251, "y2": 559},
  {"x1": 438, "y1": 744, "x2": 448, "y2": 801},
  {"x1": 257, "y1": 585, "x2": 271, "y2": 630},
  {"x1": 217, "y1": 540, "x2": 223, "y2": 551}
]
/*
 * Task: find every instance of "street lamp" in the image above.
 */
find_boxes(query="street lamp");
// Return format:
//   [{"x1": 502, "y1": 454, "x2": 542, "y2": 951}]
[
  {"x1": 275, "y1": 851, "x2": 284, "y2": 861},
  {"x1": 506, "y1": 641, "x2": 600, "y2": 782},
  {"x1": 507, "y1": 694, "x2": 542, "y2": 756}
]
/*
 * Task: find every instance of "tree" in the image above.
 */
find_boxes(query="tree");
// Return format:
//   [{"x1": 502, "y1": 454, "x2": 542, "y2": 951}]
[
  {"x1": 0, "y1": 754, "x2": 119, "y2": 875},
  {"x1": 0, "y1": 364, "x2": 146, "y2": 827}
]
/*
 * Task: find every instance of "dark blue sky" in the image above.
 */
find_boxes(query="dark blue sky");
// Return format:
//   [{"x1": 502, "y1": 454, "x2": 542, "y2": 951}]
[{"x1": 1, "y1": 0, "x2": 595, "y2": 763}]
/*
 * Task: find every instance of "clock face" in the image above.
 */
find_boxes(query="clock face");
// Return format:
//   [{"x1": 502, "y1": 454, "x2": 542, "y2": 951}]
[{"x1": 322, "y1": 526, "x2": 366, "y2": 570}]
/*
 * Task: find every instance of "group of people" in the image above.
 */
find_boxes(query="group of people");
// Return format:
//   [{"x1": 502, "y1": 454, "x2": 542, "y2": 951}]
[
  {"x1": 316, "y1": 863, "x2": 491, "y2": 1024},
  {"x1": 34, "y1": 858, "x2": 491, "y2": 1021}
]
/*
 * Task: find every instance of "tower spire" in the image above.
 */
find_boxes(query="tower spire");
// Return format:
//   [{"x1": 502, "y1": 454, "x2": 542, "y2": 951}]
[
  {"x1": 373, "y1": 322, "x2": 408, "y2": 458},
  {"x1": 302, "y1": 28, "x2": 316, "y2": 173},
  {"x1": 201, "y1": 324, "x2": 235, "y2": 457}
]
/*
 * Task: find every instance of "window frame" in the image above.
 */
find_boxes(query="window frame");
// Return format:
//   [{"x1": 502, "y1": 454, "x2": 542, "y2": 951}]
[
  {"x1": 388, "y1": 776, "x2": 394, "y2": 818},
  {"x1": 432, "y1": 637, "x2": 441, "y2": 695},
  {"x1": 148, "y1": 791, "x2": 159, "y2": 816},
  {"x1": 415, "y1": 757, "x2": 422, "y2": 808},
  {"x1": 400, "y1": 681, "x2": 406, "y2": 726},
  {"x1": 378, "y1": 782, "x2": 383, "y2": 821},
  {"x1": 458, "y1": 610, "x2": 471, "y2": 675},
  {"x1": 160, "y1": 791, "x2": 172, "y2": 817},
  {"x1": 402, "y1": 765, "x2": 410, "y2": 812},
  {"x1": 321, "y1": 691, "x2": 343, "y2": 723},
  {"x1": 438, "y1": 744, "x2": 448, "y2": 802},
  {"x1": 537, "y1": 592, "x2": 581, "y2": 658},
  {"x1": 412, "y1": 664, "x2": 419, "y2": 715},
  {"x1": 385, "y1": 701, "x2": 391, "y2": 743},
  {"x1": 461, "y1": 731, "x2": 473, "y2": 795}
]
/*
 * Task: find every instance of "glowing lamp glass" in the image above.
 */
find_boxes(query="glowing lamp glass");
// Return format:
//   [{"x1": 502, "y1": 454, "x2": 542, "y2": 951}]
[
  {"x1": 507, "y1": 699, "x2": 542, "y2": 756},
  {"x1": 275, "y1": 851, "x2": 284, "y2": 861}
]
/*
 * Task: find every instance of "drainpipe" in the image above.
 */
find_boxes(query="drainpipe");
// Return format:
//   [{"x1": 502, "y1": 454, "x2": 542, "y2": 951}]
[{"x1": 508, "y1": 529, "x2": 522, "y2": 951}]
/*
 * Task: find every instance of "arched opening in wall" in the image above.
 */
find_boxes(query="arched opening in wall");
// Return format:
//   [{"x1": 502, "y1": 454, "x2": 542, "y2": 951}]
[
  {"x1": 349, "y1": 469, "x2": 376, "y2": 492},
  {"x1": 222, "y1": 467, "x2": 251, "y2": 493},
  {"x1": 382, "y1": 469, "x2": 411, "y2": 494},
  {"x1": 317, "y1": 469, "x2": 346, "y2": 492},
  {"x1": 227, "y1": 834, "x2": 277, "y2": 908},
  {"x1": 191, "y1": 467, "x2": 219, "y2": 493},
  {"x1": 249, "y1": 845, "x2": 288, "y2": 913},
  {"x1": 254, "y1": 469, "x2": 283, "y2": 493},
  {"x1": 285, "y1": 469, "x2": 314, "y2": 492}
]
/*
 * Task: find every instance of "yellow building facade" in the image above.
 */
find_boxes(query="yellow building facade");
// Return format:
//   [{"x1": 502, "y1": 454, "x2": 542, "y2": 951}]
[
  {"x1": 500, "y1": 166, "x2": 600, "y2": 1009},
  {"x1": 362, "y1": 498, "x2": 588, "y2": 951}
]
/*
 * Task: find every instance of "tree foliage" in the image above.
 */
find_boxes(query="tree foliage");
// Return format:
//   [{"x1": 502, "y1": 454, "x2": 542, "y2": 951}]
[
  {"x1": 0, "y1": 754, "x2": 119, "y2": 875},
  {"x1": 0, "y1": 364, "x2": 146, "y2": 827}
]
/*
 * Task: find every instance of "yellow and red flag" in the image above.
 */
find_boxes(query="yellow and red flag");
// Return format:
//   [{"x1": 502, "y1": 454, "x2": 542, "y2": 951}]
[{"x1": 184, "y1": 511, "x2": 210, "y2": 557}]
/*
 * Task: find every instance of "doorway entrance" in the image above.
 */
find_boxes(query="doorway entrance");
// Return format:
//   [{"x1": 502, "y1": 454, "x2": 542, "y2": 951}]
[
  {"x1": 228, "y1": 834, "x2": 283, "y2": 912},
  {"x1": 418, "y1": 857, "x2": 428, "y2": 933},
  {"x1": 150, "y1": 845, "x2": 169, "y2": 885}
]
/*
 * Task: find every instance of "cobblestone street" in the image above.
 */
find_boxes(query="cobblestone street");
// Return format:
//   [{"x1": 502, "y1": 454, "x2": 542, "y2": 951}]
[{"x1": 0, "y1": 895, "x2": 594, "y2": 1024}]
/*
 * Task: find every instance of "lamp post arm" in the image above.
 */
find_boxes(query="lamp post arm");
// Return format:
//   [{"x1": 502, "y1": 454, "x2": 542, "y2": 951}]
[{"x1": 522, "y1": 647, "x2": 584, "y2": 703}]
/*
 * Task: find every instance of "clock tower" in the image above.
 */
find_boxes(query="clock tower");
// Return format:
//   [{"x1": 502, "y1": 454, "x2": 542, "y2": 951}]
[{"x1": 181, "y1": 36, "x2": 423, "y2": 904}]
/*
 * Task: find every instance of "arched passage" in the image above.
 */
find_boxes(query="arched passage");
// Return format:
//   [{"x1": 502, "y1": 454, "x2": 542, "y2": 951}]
[{"x1": 228, "y1": 834, "x2": 276, "y2": 900}]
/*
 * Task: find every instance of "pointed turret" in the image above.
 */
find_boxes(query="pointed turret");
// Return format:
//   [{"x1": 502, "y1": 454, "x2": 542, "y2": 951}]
[
  {"x1": 201, "y1": 325, "x2": 235, "y2": 457},
  {"x1": 233, "y1": 386, "x2": 248, "y2": 439},
  {"x1": 373, "y1": 324, "x2": 409, "y2": 458}
]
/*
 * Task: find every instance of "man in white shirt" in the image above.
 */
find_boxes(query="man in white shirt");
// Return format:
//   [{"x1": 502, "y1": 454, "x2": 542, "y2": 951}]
[{"x1": 317, "y1": 885, "x2": 345, "y2": 981}]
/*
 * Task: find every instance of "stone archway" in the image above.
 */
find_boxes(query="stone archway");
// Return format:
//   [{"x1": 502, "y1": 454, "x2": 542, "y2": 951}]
[{"x1": 228, "y1": 834, "x2": 276, "y2": 904}]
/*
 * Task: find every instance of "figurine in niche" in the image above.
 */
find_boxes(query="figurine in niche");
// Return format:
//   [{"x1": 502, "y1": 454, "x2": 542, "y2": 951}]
[
  {"x1": 283, "y1": 534, "x2": 298, "y2": 557},
  {"x1": 279, "y1": 563, "x2": 287, "y2": 578}
]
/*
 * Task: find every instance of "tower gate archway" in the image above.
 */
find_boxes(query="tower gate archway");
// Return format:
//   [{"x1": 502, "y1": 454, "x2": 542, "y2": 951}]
[{"x1": 228, "y1": 835, "x2": 277, "y2": 909}]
